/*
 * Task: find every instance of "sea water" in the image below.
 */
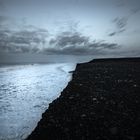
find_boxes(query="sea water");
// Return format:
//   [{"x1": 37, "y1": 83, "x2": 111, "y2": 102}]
[{"x1": 0, "y1": 63, "x2": 76, "y2": 140}]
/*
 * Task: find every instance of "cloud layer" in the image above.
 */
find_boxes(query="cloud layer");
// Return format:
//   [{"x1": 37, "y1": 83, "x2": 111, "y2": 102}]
[
  {"x1": 0, "y1": 0, "x2": 140, "y2": 57},
  {"x1": 47, "y1": 31, "x2": 119, "y2": 55},
  {"x1": 108, "y1": 17, "x2": 128, "y2": 36},
  {"x1": 0, "y1": 19, "x2": 49, "y2": 53},
  {"x1": 0, "y1": 22, "x2": 119, "y2": 55},
  {"x1": 108, "y1": 0, "x2": 140, "y2": 36}
]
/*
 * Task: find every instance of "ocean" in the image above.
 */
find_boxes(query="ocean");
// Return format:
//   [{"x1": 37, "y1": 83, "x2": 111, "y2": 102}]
[{"x1": 0, "y1": 63, "x2": 76, "y2": 140}]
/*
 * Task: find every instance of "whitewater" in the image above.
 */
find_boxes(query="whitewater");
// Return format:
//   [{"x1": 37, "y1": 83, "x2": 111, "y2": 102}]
[{"x1": 0, "y1": 63, "x2": 76, "y2": 140}]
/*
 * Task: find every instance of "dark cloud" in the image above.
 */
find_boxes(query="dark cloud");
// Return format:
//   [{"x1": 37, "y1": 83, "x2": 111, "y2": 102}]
[
  {"x1": 47, "y1": 31, "x2": 119, "y2": 55},
  {"x1": 108, "y1": 17, "x2": 128, "y2": 36},
  {"x1": 109, "y1": 7, "x2": 139, "y2": 37},
  {"x1": 0, "y1": 25, "x2": 119, "y2": 55},
  {"x1": 50, "y1": 31, "x2": 89, "y2": 47},
  {"x1": 0, "y1": 14, "x2": 120, "y2": 56},
  {"x1": 113, "y1": 17, "x2": 128, "y2": 30},
  {"x1": 108, "y1": 29, "x2": 126, "y2": 36},
  {"x1": 0, "y1": 25, "x2": 48, "y2": 53},
  {"x1": 108, "y1": 32, "x2": 117, "y2": 36},
  {"x1": 109, "y1": 0, "x2": 140, "y2": 37},
  {"x1": 11, "y1": 29, "x2": 48, "y2": 44},
  {"x1": 113, "y1": 17, "x2": 128, "y2": 32}
]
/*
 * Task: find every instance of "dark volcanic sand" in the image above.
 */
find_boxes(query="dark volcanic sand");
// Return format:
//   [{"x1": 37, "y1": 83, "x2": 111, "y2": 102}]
[{"x1": 26, "y1": 58, "x2": 140, "y2": 140}]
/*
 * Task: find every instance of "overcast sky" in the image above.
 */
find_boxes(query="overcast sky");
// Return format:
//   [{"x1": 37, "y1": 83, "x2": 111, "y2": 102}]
[{"x1": 0, "y1": 0, "x2": 140, "y2": 61}]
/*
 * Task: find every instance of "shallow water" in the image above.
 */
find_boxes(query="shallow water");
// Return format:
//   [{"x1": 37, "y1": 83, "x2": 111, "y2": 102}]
[{"x1": 0, "y1": 63, "x2": 76, "y2": 140}]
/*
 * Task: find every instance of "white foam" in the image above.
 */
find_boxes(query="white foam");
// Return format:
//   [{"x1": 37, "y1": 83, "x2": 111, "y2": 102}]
[{"x1": 0, "y1": 63, "x2": 76, "y2": 140}]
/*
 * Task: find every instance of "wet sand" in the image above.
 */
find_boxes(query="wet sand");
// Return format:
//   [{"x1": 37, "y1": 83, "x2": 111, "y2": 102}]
[{"x1": 26, "y1": 58, "x2": 140, "y2": 140}]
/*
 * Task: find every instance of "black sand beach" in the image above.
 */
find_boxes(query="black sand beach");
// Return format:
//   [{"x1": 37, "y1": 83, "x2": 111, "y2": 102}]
[{"x1": 26, "y1": 58, "x2": 140, "y2": 140}]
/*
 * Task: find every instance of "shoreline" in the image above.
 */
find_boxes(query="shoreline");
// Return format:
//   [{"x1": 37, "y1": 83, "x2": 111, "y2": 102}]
[{"x1": 26, "y1": 57, "x2": 140, "y2": 140}]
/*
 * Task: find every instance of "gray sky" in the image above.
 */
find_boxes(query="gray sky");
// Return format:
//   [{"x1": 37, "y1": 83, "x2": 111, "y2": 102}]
[{"x1": 0, "y1": 0, "x2": 140, "y2": 61}]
